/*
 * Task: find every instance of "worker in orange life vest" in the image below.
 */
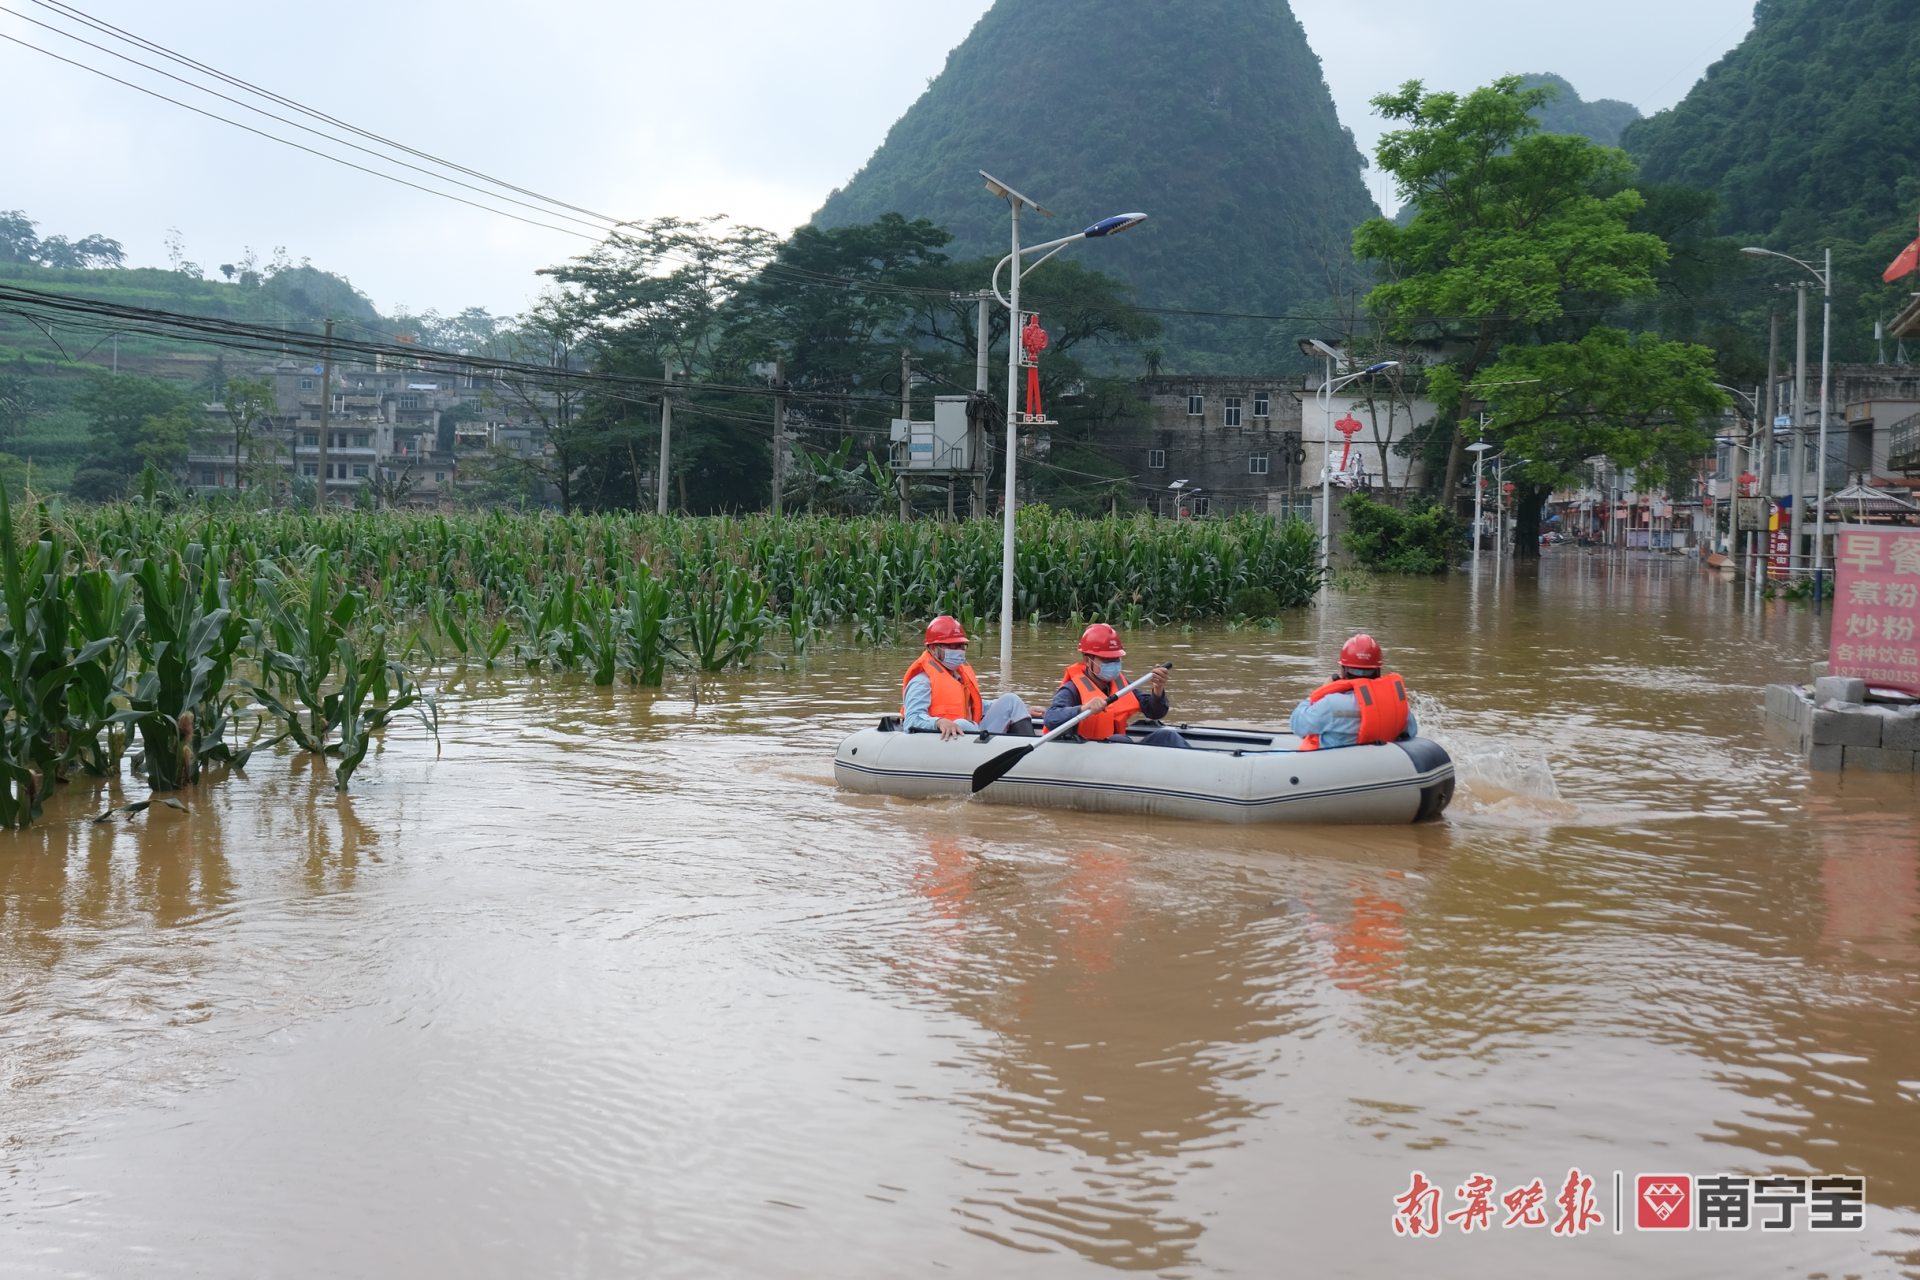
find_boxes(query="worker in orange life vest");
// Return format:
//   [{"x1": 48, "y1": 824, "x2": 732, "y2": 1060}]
[
  {"x1": 1043, "y1": 623, "x2": 1190, "y2": 747},
  {"x1": 1289, "y1": 633, "x2": 1418, "y2": 750},
  {"x1": 901, "y1": 616, "x2": 1035, "y2": 740}
]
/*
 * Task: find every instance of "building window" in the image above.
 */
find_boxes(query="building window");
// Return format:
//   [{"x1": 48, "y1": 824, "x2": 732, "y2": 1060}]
[
  {"x1": 1186, "y1": 395, "x2": 1204, "y2": 417},
  {"x1": 302, "y1": 463, "x2": 318, "y2": 477},
  {"x1": 300, "y1": 378, "x2": 313, "y2": 390},
  {"x1": 302, "y1": 432, "x2": 319, "y2": 447},
  {"x1": 351, "y1": 432, "x2": 370, "y2": 448},
  {"x1": 1249, "y1": 452, "x2": 1269, "y2": 475},
  {"x1": 1148, "y1": 448, "x2": 1166, "y2": 470},
  {"x1": 352, "y1": 464, "x2": 369, "y2": 478},
  {"x1": 1253, "y1": 394, "x2": 1269, "y2": 418},
  {"x1": 435, "y1": 472, "x2": 446, "y2": 482},
  {"x1": 399, "y1": 395, "x2": 419, "y2": 409},
  {"x1": 1224, "y1": 397, "x2": 1242, "y2": 427}
]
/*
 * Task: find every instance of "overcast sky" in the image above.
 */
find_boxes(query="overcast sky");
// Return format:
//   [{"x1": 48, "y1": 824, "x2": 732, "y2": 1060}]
[{"x1": 2, "y1": 0, "x2": 1758, "y2": 320}]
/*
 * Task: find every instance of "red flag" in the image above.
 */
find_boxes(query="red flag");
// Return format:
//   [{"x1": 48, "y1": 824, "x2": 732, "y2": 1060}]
[{"x1": 1882, "y1": 237, "x2": 1918, "y2": 283}]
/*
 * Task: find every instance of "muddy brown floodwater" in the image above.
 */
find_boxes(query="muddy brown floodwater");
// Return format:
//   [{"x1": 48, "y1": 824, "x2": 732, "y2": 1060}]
[{"x1": 2, "y1": 554, "x2": 1917, "y2": 1278}]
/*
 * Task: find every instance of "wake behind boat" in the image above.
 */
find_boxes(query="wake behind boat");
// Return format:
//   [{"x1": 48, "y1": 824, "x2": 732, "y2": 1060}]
[{"x1": 833, "y1": 717, "x2": 1455, "y2": 825}]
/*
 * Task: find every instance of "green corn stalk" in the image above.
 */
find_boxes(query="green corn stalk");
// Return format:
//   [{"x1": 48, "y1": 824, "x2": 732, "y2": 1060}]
[
  {"x1": 616, "y1": 563, "x2": 675, "y2": 685},
  {"x1": 249, "y1": 548, "x2": 358, "y2": 754},
  {"x1": 128, "y1": 549, "x2": 250, "y2": 792},
  {"x1": 332, "y1": 626, "x2": 417, "y2": 791}
]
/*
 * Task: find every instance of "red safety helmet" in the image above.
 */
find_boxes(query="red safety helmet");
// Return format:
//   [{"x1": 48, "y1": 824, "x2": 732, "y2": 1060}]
[
  {"x1": 1339, "y1": 633, "x2": 1383, "y2": 670},
  {"x1": 1078, "y1": 622, "x2": 1126, "y2": 660},
  {"x1": 924, "y1": 615, "x2": 969, "y2": 646}
]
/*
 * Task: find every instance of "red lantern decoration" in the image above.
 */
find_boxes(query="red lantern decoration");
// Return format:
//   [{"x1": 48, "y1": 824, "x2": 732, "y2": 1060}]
[{"x1": 1021, "y1": 314, "x2": 1049, "y2": 419}]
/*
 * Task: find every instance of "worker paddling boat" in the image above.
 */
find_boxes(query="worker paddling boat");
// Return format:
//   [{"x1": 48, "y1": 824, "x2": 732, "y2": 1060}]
[{"x1": 833, "y1": 717, "x2": 1455, "y2": 825}]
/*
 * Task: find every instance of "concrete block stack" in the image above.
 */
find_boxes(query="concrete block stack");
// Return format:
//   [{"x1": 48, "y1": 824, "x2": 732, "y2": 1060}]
[{"x1": 1761, "y1": 670, "x2": 1920, "y2": 772}]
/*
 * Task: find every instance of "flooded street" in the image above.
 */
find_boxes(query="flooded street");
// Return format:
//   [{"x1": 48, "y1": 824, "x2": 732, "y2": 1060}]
[{"x1": 3, "y1": 554, "x2": 1917, "y2": 1278}]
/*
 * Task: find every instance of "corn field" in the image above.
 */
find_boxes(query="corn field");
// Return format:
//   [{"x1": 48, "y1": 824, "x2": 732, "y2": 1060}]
[{"x1": 0, "y1": 492, "x2": 1320, "y2": 825}]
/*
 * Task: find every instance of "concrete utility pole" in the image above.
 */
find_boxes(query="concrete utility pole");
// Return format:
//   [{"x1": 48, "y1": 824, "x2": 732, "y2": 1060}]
[
  {"x1": 657, "y1": 357, "x2": 674, "y2": 516},
  {"x1": 975, "y1": 291, "x2": 991, "y2": 519},
  {"x1": 1789, "y1": 284, "x2": 1809, "y2": 572},
  {"x1": 770, "y1": 358, "x2": 786, "y2": 518},
  {"x1": 1758, "y1": 310, "x2": 1778, "y2": 586},
  {"x1": 1813, "y1": 246, "x2": 1833, "y2": 608},
  {"x1": 899, "y1": 348, "x2": 913, "y2": 521},
  {"x1": 1001, "y1": 196, "x2": 1023, "y2": 687},
  {"x1": 975, "y1": 294, "x2": 990, "y2": 392},
  {"x1": 316, "y1": 318, "x2": 333, "y2": 511}
]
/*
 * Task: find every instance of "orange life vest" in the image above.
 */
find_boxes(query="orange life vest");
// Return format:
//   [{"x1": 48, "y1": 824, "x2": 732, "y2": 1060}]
[
  {"x1": 902, "y1": 650, "x2": 983, "y2": 724},
  {"x1": 1061, "y1": 662, "x2": 1143, "y2": 741},
  {"x1": 1297, "y1": 673, "x2": 1409, "y2": 751}
]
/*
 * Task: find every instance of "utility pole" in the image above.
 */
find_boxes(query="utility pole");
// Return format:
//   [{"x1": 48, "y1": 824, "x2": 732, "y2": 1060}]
[
  {"x1": 657, "y1": 357, "x2": 674, "y2": 516},
  {"x1": 899, "y1": 348, "x2": 913, "y2": 521},
  {"x1": 316, "y1": 318, "x2": 333, "y2": 511},
  {"x1": 1789, "y1": 284, "x2": 1808, "y2": 573},
  {"x1": 973, "y1": 290, "x2": 992, "y2": 519},
  {"x1": 1758, "y1": 310, "x2": 1778, "y2": 586},
  {"x1": 770, "y1": 357, "x2": 786, "y2": 518},
  {"x1": 1813, "y1": 246, "x2": 1833, "y2": 608}
]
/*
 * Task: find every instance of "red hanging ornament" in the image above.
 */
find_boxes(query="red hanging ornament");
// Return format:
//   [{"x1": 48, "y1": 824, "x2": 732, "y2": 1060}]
[{"x1": 1021, "y1": 314, "x2": 1049, "y2": 419}]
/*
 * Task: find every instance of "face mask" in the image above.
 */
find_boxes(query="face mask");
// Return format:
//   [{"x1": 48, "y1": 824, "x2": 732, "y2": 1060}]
[
  {"x1": 939, "y1": 647, "x2": 968, "y2": 669},
  {"x1": 1097, "y1": 659, "x2": 1123, "y2": 680}
]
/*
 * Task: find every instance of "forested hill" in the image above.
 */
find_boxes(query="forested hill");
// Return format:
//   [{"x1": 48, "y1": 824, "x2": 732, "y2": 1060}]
[
  {"x1": 811, "y1": 0, "x2": 1377, "y2": 371},
  {"x1": 1624, "y1": 0, "x2": 1920, "y2": 249},
  {"x1": 1519, "y1": 74, "x2": 1640, "y2": 147}
]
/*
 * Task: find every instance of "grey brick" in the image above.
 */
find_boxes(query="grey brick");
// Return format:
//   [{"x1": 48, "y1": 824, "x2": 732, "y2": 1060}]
[
  {"x1": 1883, "y1": 713, "x2": 1920, "y2": 753},
  {"x1": 1812, "y1": 708, "x2": 1882, "y2": 748},
  {"x1": 1808, "y1": 743, "x2": 1845, "y2": 771},
  {"x1": 1810, "y1": 661, "x2": 1830, "y2": 681},
  {"x1": 1815, "y1": 675, "x2": 1867, "y2": 704},
  {"x1": 1843, "y1": 746, "x2": 1916, "y2": 773}
]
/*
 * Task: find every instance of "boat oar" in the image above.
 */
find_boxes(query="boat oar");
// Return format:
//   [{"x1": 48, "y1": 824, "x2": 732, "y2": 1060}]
[{"x1": 970, "y1": 662, "x2": 1171, "y2": 794}]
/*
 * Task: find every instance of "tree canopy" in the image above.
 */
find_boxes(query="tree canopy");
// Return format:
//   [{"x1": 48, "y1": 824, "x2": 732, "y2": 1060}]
[{"x1": 1354, "y1": 76, "x2": 1727, "y2": 554}]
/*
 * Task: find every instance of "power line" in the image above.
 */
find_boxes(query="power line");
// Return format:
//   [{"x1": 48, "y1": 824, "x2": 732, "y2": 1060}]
[
  {"x1": 0, "y1": 31, "x2": 599, "y2": 241},
  {"x1": 23, "y1": 0, "x2": 622, "y2": 227},
  {"x1": 0, "y1": 4, "x2": 620, "y2": 236}
]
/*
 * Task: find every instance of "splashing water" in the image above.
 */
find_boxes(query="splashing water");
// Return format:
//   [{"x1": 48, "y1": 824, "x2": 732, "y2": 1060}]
[{"x1": 1412, "y1": 694, "x2": 1575, "y2": 819}]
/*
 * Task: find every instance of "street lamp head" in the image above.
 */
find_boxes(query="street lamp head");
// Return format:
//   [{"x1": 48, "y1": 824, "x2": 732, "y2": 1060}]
[
  {"x1": 1740, "y1": 247, "x2": 1773, "y2": 258},
  {"x1": 1466, "y1": 442, "x2": 1493, "y2": 452},
  {"x1": 1083, "y1": 213, "x2": 1148, "y2": 238},
  {"x1": 1363, "y1": 361, "x2": 1400, "y2": 374}
]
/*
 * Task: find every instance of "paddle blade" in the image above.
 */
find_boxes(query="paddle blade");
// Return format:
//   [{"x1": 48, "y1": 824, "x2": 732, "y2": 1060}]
[{"x1": 970, "y1": 744, "x2": 1035, "y2": 793}]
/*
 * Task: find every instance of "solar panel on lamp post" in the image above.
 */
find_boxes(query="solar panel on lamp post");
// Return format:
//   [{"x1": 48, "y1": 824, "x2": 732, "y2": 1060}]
[{"x1": 981, "y1": 171, "x2": 1146, "y2": 691}]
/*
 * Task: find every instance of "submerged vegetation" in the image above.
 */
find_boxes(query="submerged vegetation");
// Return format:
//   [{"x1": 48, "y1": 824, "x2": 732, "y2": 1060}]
[
  {"x1": 0, "y1": 495, "x2": 1321, "y2": 825},
  {"x1": 1340, "y1": 493, "x2": 1460, "y2": 576}
]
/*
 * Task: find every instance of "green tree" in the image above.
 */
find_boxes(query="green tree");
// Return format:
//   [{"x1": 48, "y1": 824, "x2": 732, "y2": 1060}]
[
  {"x1": 1354, "y1": 76, "x2": 1669, "y2": 503},
  {"x1": 134, "y1": 405, "x2": 199, "y2": 476},
  {"x1": 75, "y1": 372, "x2": 192, "y2": 478},
  {"x1": 1452, "y1": 328, "x2": 1726, "y2": 549},
  {"x1": 222, "y1": 377, "x2": 277, "y2": 493}
]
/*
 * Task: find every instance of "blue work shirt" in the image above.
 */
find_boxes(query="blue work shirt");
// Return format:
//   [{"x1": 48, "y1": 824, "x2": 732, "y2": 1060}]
[{"x1": 1288, "y1": 687, "x2": 1418, "y2": 749}]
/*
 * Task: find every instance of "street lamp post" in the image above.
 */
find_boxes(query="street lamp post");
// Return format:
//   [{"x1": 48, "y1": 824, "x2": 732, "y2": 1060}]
[
  {"x1": 982, "y1": 171, "x2": 1146, "y2": 689},
  {"x1": 1467, "y1": 441, "x2": 1494, "y2": 562},
  {"x1": 1741, "y1": 246, "x2": 1833, "y2": 606},
  {"x1": 1307, "y1": 344, "x2": 1398, "y2": 585},
  {"x1": 1711, "y1": 383, "x2": 1761, "y2": 557}
]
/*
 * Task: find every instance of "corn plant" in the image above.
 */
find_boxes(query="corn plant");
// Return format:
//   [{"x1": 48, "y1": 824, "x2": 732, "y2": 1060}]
[{"x1": 128, "y1": 548, "x2": 250, "y2": 791}]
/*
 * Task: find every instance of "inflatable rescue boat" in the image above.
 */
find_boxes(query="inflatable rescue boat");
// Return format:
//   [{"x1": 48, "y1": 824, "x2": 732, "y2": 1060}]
[{"x1": 833, "y1": 716, "x2": 1455, "y2": 825}]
